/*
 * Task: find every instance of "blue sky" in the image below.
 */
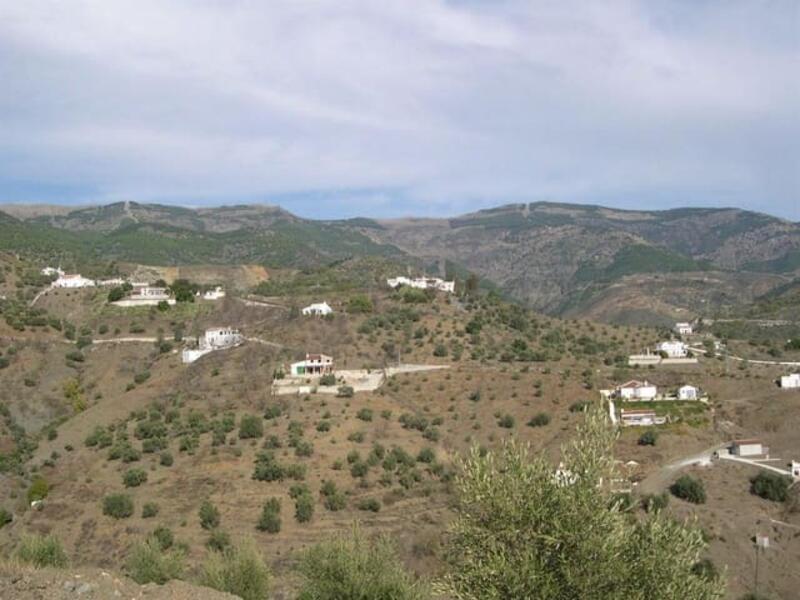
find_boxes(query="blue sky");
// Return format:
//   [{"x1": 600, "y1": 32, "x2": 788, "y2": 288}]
[{"x1": 0, "y1": 1, "x2": 798, "y2": 220}]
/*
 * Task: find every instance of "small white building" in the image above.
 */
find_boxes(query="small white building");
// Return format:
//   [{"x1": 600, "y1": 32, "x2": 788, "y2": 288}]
[
  {"x1": 780, "y1": 373, "x2": 800, "y2": 389},
  {"x1": 41, "y1": 267, "x2": 64, "y2": 277},
  {"x1": 290, "y1": 353, "x2": 334, "y2": 377},
  {"x1": 97, "y1": 278, "x2": 126, "y2": 287},
  {"x1": 620, "y1": 409, "x2": 666, "y2": 427},
  {"x1": 616, "y1": 380, "x2": 658, "y2": 401},
  {"x1": 182, "y1": 327, "x2": 243, "y2": 363},
  {"x1": 302, "y1": 301, "x2": 333, "y2": 316},
  {"x1": 52, "y1": 274, "x2": 95, "y2": 288},
  {"x1": 386, "y1": 276, "x2": 455, "y2": 293},
  {"x1": 731, "y1": 439, "x2": 766, "y2": 457},
  {"x1": 675, "y1": 322, "x2": 694, "y2": 336},
  {"x1": 132, "y1": 285, "x2": 169, "y2": 298},
  {"x1": 677, "y1": 385, "x2": 699, "y2": 401},
  {"x1": 201, "y1": 286, "x2": 226, "y2": 301},
  {"x1": 656, "y1": 340, "x2": 689, "y2": 358},
  {"x1": 791, "y1": 461, "x2": 800, "y2": 480},
  {"x1": 112, "y1": 284, "x2": 175, "y2": 307}
]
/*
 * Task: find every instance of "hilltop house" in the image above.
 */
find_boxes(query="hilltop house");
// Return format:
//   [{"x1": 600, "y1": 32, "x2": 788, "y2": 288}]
[
  {"x1": 290, "y1": 353, "x2": 334, "y2": 377},
  {"x1": 386, "y1": 276, "x2": 455, "y2": 293},
  {"x1": 52, "y1": 274, "x2": 95, "y2": 288},
  {"x1": 182, "y1": 327, "x2": 243, "y2": 363},
  {"x1": 780, "y1": 373, "x2": 800, "y2": 389},
  {"x1": 200, "y1": 286, "x2": 226, "y2": 301},
  {"x1": 678, "y1": 384, "x2": 699, "y2": 400},
  {"x1": 302, "y1": 301, "x2": 333, "y2": 316},
  {"x1": 620, "y1": 409, "x2": 666, "y2": 427},
  {"x1": 112, "y1": 283, "x2": 175, "y2": 307},
  {"x1": 97, "y1": 278, "x2": 126, "y2": 287},
  {"x1": 615, "y1": 380, "x2": 658, "y2": 401},
  {"x1": 656, "y1": 340, "x2": 689, "y2": 358},
  {"x1": 675, "y1": 322, "x2": 694, "y2": 336}
]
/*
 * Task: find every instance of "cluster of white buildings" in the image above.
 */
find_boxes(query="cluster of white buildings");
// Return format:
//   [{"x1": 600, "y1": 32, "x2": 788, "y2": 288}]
[
  {"x1": 620, "y1": 409, "x2": 667, "y2": 427},
  {"x1": 182, "y1": 327, "x2": 243, "y2": 364},
  {"x1": 43, "y1": 267, "x2": 124, "y2": 289},
  {"x1": 656, "y1": 340, "x2": 690, "y2": 358},
  {"x1": 386, "y1": 276, "x2": 455, "y2": 293},
  {"x1": 780, "y1": 373, "x2": 800, "y2": 389},
  {"x1": 609, "y1": 380, "x2": 701, "y2": 402},
  {"x1": 302, "y1": 301, "x2": 333, "y2": 316}
]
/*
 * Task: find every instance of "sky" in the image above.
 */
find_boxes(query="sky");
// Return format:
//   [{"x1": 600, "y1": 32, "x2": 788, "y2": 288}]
[{"x1": 0, "y1": 0, "x2": 798, "y2": 220}]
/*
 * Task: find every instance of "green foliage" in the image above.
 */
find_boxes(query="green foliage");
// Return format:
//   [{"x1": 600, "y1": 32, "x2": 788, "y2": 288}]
[
  {"x1": 337, "y1": 385, "x2": 355, "y2": 398},
  {"x1": 527, "y1": 413, "x2": 551, "y2": 427},
  {"x1": 142, "y1": 502, "x2": 160, "y2": 518},
  {"x1": 123, "y1": 467, "x2": 148, "y2": 487},
  {"x1": 103, "y1": 493, "x2": 135, "y2": 519},
  {"x1": 440, "y1": 407, "x2": 724, "y2": 600},
  {"x1": 295, "y1": 492, "x2": 315, "y2": 523},
  {"x1": 199, "y1": 499, "x2": 221, "y2": 530},
  {"x1": 319, "y1": 373, "x2": 337, "y2": 386},
  {"x1": 296, "y1": 527, "x2": 427, "y2": 600},
  {"x1": 321, "y1": 481, "x2": 347, "y2": 512},
  {"x1": 206, "y1": 530, "x2": 232, "y2": 552},
  {"x1": 357, "y1": 498, "x2": 381, "y2": 512},
  {"x1": 126, "y1": 538, "x2": 185, "y2": 584},
  {"x1": 151, "y1": 526, "x2": 174, "y2": 550},
  {"x1": 641, "y1": 493, "x2": 670, "y2": 513},
  {"x1": 201, "y1": 539, "x2": 271, "y2": 600},
  {"x1": 750, "y1": 472, "x2": 792, "y2": 502},
  {"x1": 160, "y1": 451, "x2": 174, "y2": 466},
  {"x1": 347, "y1": 294, "x2": 374, "y2": 314},
  {"x1": 257, "y1": 498, "x2": 281, "y2": 533},
  {"x1": 638, "y1": 431, "x2": 658, "y2": 446},
  {"x1": 356, "y1": 408, "x2": 373, "y2": 422},
  {"x1": 238, "y1": 414, "x2": 264, "y2": 439},
  {"x1": 15, "y1": 534, "x2": 68, "y2": 568},
  {"x1": 497, "y1": 414, "x2": 515, "y2": 429},
  {"x1": 670, "y1": 476, "x2": 707, "y2": 504},
  {"x1": 27, "y1": 476, "x2": 49, "y2": 503},
  {"x1": 0, "y1": 507, "x2": 12, "y2": 528}
]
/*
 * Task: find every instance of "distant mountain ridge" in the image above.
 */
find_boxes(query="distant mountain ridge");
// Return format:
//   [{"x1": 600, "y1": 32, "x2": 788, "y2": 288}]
[{"x1": 2, "y1": 200, "x2": 799, "y2": 322}]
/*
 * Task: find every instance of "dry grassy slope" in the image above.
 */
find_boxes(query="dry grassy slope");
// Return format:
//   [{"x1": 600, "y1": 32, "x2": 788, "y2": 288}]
[{"x1": 2, "y1": 290, "x2": 800, "y2": 598}]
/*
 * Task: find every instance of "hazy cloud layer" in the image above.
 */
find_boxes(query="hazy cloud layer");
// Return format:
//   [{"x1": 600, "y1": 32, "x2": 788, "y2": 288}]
[{"x1": 0, "y1": 1, "x2": 797, "y2": 218}]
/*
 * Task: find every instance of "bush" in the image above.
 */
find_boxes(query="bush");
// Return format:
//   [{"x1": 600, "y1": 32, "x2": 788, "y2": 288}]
[
  {"x1": 142, "y1": 502, "x2": 160, "y2": 518},
  {"x1": 239, "y1": 415, "x2": 264, "y2": 439},
  {"x1": 201, "y1": 539, "x2": 271, "y2": 600},
  {"x1": 103, "y1": 493, "x2": 135, "y2": 519},
  {"x1": 527, "y1": 413, "x2": 551, "y2": 428},
  {"x1": 750, "y1": 472, "x2": 792, "y2": 502},
  {"x1": 337, "y1": 385, "x2": 355, "y2": 398},
  {"x1": 257, "y1": 498, "x2": 281, "y2": 533},
  {"x1": 497, "y1": 414, "x2": 515, "y2": 429},
  {"x1": 321, "y1": 481, "x2": 347, "y2": 512},
  {"x1": 15, "y1": 534, "x2": 68, "y2": 568},
  {"x1": 638, "y1": 431, "x2": 658, "y2": 446},
  {"x1": 417, "y1": 448, "x2": 435, "y2": 463},
  {"x1": 27, "y1": 477, "x2": 49, "y2": 503},
  {"x1": 356, "y1": 408, "x2": 374, "y2": 422},
  {"x1": 0, "y1": 507, "x2": 12, "y2": 528},
  {"x1": 199, "y1": 499, "x2": 221, "y2": 530},
  {"x1": 670, "y1": 475, "x2": 706, "y2": 504},
  {"x1": 295, "y1": 493, "x2": 314, "y2": 523},
  {"x1": 356, "y1": 498, "x2": 381, "y2": 512},
  {"x1": 123, "y1": 468, "x2": 148, "y2": 487},
  {"x1": 160, "y1": 451, "x2": 174, "y2": 466},
  {"x1": 319, "y1": 373, "x2": 337, "y2": 386},
  {"x1": 126, "y1": 538, "x2": 185, "y2": 584},
  {"x1": 151, "y1": 526, "x2": 174, "y2": 550},
  {"x1": 206, "y1": 530, "x2": 232, "y2": 552},
  {"x1": 296, "y1": 528, "x2": 426, "y2": 599},
  {"x1": 641, "y1": 492, "x2": 670, "y2": 513}
]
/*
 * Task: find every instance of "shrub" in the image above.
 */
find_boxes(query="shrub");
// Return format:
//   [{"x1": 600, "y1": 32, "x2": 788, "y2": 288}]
[
  {"x1": 296, "y1": 527, "x2": 427, "y2": 599},
  {"x1": 160, "y1": 451, "x2": 174, "y2": 466},
  {"x1": 151, "y1": 526, "x2": 174, "y2": 550},
  {"x1": 126, "y1": 538, "x2": 185, "y2": 584},
  {"x1": 316, "y1": 421, "x2": 331, "y2": 432},
  {"x1": 123, "y1": 468, "x2": 148, "y2": 487},
  {"x1": 201, "y1": 539, "x2": 271, "y2": 600},
  {"x1": 670, "y1": 475, "x2": 706, "y2": 504},
  {"x1": 199, "y1": 499, "x2": 221, "y2": 530},
  {"x1": 257, "y1": 498, "x2": 281, "y2": 533},
  {"x1": 206, "y1": 530, "x2": 232, "y2": 552},
  {"x1": 239, "y1": 415, "x2": 264, "y2": 439},
  {"x1": 356, "y1": 498, "x2": 381, "y2": 512},
  {"x1": 103, "y1": 493, "x2": 135, "y2": 519},
  {"x1": 0, "y1": 507, "x2": 12, "y2": 529},
  {"x1": 319, "y1": 373, "x2": 337, "y2": 386},
  {"x1": 142, "y1": 502, "x2": 160, "y2": 518},
  {"x1": 497, "y1": 414, "x2": 515, "y2": 429},
  {"x1": 27, "y1": 477, "x2": 49, "y2": 503},
  {"x1": 417, "y1": 448, "x2": 435, "y2": 463},
  {"x1": 641, "y1": 492, "x2": 670, "y2": 513},
  {"x1": 15, "y1": 534, "x2": 68, "y2": 568},
  {"x1": 750, "y1": 472, "x2": 792, "y2": 502},
  {"x1": 321, "y1": 481, "x2": 347, "y2": 512},
  {"x1": 527, "y1": 413, "x2": 551, "y2": 428},
  {"x1": 356, "y1": 408, "x2": 374, "y2": 422},
  {"x1": 638, "y1": 431, "x2": 658, "y2": 446},
  {"x1": 337, "y1": 385, "x2": 355, "y2": 398},
  {"x1": 295, "y1": 493, "x2": 314, "y2": 523}
]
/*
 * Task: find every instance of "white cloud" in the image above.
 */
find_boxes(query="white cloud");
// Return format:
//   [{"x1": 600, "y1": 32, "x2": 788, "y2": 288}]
[{"x1": 0, "y1": 0, "x2": 797, "y2": 218}]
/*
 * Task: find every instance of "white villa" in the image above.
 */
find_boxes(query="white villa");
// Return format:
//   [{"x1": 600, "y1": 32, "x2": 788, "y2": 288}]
[
  {"x1": 290, "y1": 353, "x2": 334, "y2": 377},
  {"x1": 112, "y1": 284, "x2": 175, "y2": 307},
  {"x1": 620, "y1": 409, "x2": 666, "y2": 427},
  {"x1": 41, "y1": 267, "x2": 64, "y2": 277},
  {"x1": 97, "y1": 278, "x2": 126, "y2": 287},
  {"x1": 780, "y1": 373, "x2": 800, "y2": 389},
  {"x1": 182, "y1": 327, "x2": 243, "y2": 364},
  {"x1": 52, "y1": 274, "x2": 95, "y2": 288},
  {"x1": 675, "y1": 322, "x2": 694, "y2": 336},
  {"x1": 678, "y1": 385, "x2": 699, "y2": 400},
  {"x1": 302, "y1": 301, "x2": 333, "y2": 316},
  {"x1": 615, "y1": 380, "x2": 658, "y2": 401},
  {"x1": 386, "y1": 276, "x2": 455, "y2": 293},
  {"x1": 656, "y1": 340, "x2": 689, "y2": 358},
  {"x1": 201, "y1": 286, "x2": 226, "y2": 301}
]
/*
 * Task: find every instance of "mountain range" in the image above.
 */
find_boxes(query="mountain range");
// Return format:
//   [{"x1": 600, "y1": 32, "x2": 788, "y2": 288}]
[{"x1": 2, "y1": 200, "x2": 799, "y2": 324}]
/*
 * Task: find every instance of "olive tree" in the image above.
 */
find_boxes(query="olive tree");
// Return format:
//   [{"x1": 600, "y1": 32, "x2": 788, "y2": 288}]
[{"x1": 438, "y1": 406, "x2": 724, "y2": 600}]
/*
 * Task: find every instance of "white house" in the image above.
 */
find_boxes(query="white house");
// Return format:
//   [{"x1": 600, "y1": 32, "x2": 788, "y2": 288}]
[
  {"x1": 731, "y1": 439, "x2": 766, "y2": 457},
  {"x1": 780, "y1": 373, "x2": 800, "y2": 389},
  {"x1": 616, "y1": 380, "x2": 658, "y2": 401},
  {"x1": 302, "y1": 301, "x2": 333, "y2": 316},
  {"x1": 386, "y1": 276, "x2": 455, "y2": 293},
  {"x1": 674, "y1": 322, "x2": 694, "y2": 336},
  {"x1": 97, "y1": 278, "x2": 126, "y2": 287},
  {"x1": 677, "y1": 385, "x2": 699, "y2": 401},
  {"x1": 41, "y1": 267, "x2": 64, "y2": 277},
  {"x1": 290, "y1": 353, "x2": 334, "y2": 377},
  {"x1": 656, "y1": 340, "x2": 689, "y2": 358},
  {"x1": 112, "y1": 284, "x2": 175, "y2": 307},
  {"x1": 791, "y1": 461, "x2": 800, "y2": 480},
  {"x1": 620, "y1": 409, "x2": 666, "y2": 427},
  {"x1": 52, "y1": 274, "x2": 95, "y2": 288},
  {"x1": 182, "y1": 327, "x2": 243, "y2": 363},
  {"x1": 201, "y1": 286, "x2": 226, "y2": 301}
]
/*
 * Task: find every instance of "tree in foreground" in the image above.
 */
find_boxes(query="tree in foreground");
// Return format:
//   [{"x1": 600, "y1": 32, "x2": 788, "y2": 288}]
[
  {"x1": 438, "y1": 406, "x2": 725, "y2": 600},
  {"x1": 296, "y1": 527, "x2": 428, "y2": 600},
  {"x1": 201, "y1": 538, "x2": 271, "y2": 600}
]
